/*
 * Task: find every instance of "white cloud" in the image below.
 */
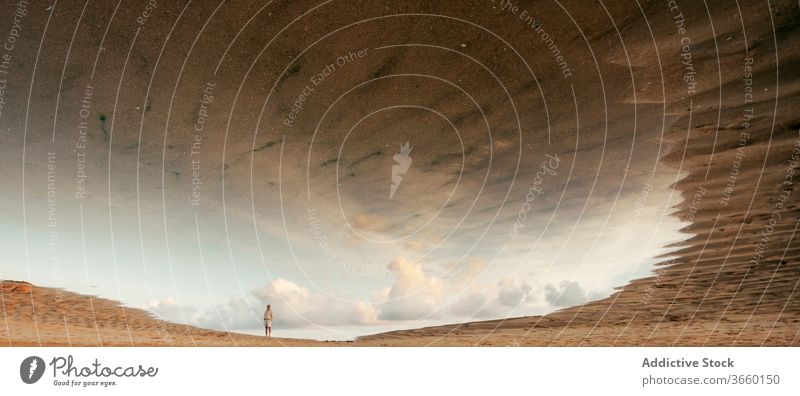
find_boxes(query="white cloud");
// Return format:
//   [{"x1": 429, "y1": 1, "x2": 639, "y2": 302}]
[
  {"x1": 379, "y1": 257, "x2": 542, "y2": 322},
  {"x1": 447, "y1": 292, "x2": 490, "y2": 317},
  {"x1": 143, "y1": 297, "x2": 200, "y2": 324},
  {"x1": 145, "y1": 260, "x2": 598, "y2": 332},
  {"x1": 445, "y1": 277, "x2": 537, "y2": 319},
  {"x1": 378, "y1": 257, "x2": 445, "y2": 321},
  {"x1": 497, "y1": 278, "x2": 534, "y2": 307},
  {"x1": 147, "y1": 278, "x2": 379, "y2": 331},
  {"x1": 544, "y1": 280, "x2": 588, "y2": 307},
  {"x1": 195, "y1": 295, "x2": 263, "y2": 330},
  {"x1": 251, "y1": 278, "x2": 378, "y2": 327}
]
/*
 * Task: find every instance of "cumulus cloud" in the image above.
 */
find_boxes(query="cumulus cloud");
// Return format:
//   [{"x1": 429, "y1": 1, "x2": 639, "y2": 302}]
[
  {"x1": 544, "y1": 280, "x2": 588, "y2": 307},
  {"x1": 147, "y1": 278, "x2": 379, "y2": 331},
  {"x1": 446, "y1": 277, "x2": 536, "y2": 319},
  {"x1": 378, "y1": 257, "x2": 445, "y2": 320},
  {"x1": 145, "y1": 260, "x2": 597, "y2": 332},
  {"x1": 144, "y1": 295, "x2": 265, "y2": 331},
  {"x1": 379, "y1": 257, "x2": 542, "y2": 321},
  {"x1": 251, "y1": 278, "x2": 378, "y2": 327},
  {"x1": 497, "y1": 278, "x2": 534, "y2": 307}
]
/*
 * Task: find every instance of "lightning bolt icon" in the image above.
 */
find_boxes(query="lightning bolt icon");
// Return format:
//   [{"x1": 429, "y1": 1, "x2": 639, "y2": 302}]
[
  {"x1": 29, "y1": 359, "x2": 37, "y2": 380},
  {"x1": 390, "y1": 142, "x2": 413, "y2": 200}
]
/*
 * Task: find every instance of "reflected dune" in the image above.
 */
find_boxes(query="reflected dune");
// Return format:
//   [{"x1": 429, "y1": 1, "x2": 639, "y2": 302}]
[{"x1": 0, "y1": 0, "x2": 797, "y2": 345}]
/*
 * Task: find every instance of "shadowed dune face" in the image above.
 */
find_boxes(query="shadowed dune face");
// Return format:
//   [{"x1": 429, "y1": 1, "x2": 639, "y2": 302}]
[{"x1": 0, "y1": 0, "x2": 798, "y2": 344}]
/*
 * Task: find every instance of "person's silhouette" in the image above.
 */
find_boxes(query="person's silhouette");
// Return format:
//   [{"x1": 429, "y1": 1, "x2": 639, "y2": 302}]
[{"x1": 264, "y1": 305, "x2": 274, "y2": 337}]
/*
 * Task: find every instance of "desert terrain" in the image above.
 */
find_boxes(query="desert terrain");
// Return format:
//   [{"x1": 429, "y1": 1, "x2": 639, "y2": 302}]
[{"x1": 0, "y1": 0, "x2": 798, "y2": 346}]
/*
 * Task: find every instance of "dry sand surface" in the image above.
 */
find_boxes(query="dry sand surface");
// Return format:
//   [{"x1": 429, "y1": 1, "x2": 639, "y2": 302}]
[
  {"x1": 1, "y1": 0, "x2": 798, "y2": 346},
  {"x1": 0, "y1": 281, "x2": 330, "y2": 346}
]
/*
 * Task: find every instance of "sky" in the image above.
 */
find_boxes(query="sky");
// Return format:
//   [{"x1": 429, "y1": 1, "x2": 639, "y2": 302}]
[{"x1": 0, "y1": 0, "x2": 690, "y2": 340}]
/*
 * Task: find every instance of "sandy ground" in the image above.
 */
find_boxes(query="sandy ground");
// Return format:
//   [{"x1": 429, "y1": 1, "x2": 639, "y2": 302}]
[
  {"x1": 0, "y1": 0, "x2": 798, "y2": 346},
  {"x1": 0, "y1": 281, "x2": 332, "y2": 346}
]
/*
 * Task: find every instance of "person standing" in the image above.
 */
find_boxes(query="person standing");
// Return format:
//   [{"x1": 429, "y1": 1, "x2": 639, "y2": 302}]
[{"x1": 264, "y1": 305, "x2": 274, "y2": 337}]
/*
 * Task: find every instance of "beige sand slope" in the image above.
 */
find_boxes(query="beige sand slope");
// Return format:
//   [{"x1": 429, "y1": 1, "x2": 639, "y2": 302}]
[
  {"x1": 0, "y1": 281, "x2": 327, "y2": 346},
  {"x1": 1, "y1": 0, "x2": 798, "y2": 346}
]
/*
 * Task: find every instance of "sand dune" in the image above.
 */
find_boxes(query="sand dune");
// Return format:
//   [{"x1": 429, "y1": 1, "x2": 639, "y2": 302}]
[
  {"x1": 1, "y1": 0, "x2": 798, "y2": 347},
  {"x1": 0, "y1": 281, "x2": 327, "y2": 346}
]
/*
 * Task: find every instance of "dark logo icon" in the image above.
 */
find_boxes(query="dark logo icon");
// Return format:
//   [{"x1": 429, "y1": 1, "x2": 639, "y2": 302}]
[{"x1": 20, "y1": 356, "x2": 45, "y2": 384}]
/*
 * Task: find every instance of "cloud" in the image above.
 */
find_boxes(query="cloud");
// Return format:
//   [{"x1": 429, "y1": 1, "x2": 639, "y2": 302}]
[
  {"x1": 145, "y1": 259, "x2": 596, "y2": 332},
  {"x1": 443, "y1": 259, "x2": 486, "y2": 283},
  {"x1": 379, "y1": 257, "x2": 541, "y2": 321},
  {"x1": 544, "y1": 280, "x2": 588, "y2": 307},
  {"x1": 497, "y1": 278, "x2": 534, "y2": 307},
  {"x1": 447, "y1": 292, "x2": 490, "y2": 317},
  {"x1": 197, "y1": 295, "x2": 262, "y2": 330},
  {"x1": 251, "y1": 278, "x2": 378, "y2": 327},
  {"x1": 350, "y1": 212, "x2": 387, "y2": 232},
  {"x1": 378, "y1": 257, "x2": 445, "y2": 320},
  {"x1": 445, "y1": 277, "x2": 536, "y2": 319},
  {"x1": 400, "y1": 240, "x2": 426, "y2": 251},
  {"x1": 148, "y1": 278, "x2": 379, "y2": 331},
  {"x1": 143, "y1": 297, "x2": 200, "y2": 324}
]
